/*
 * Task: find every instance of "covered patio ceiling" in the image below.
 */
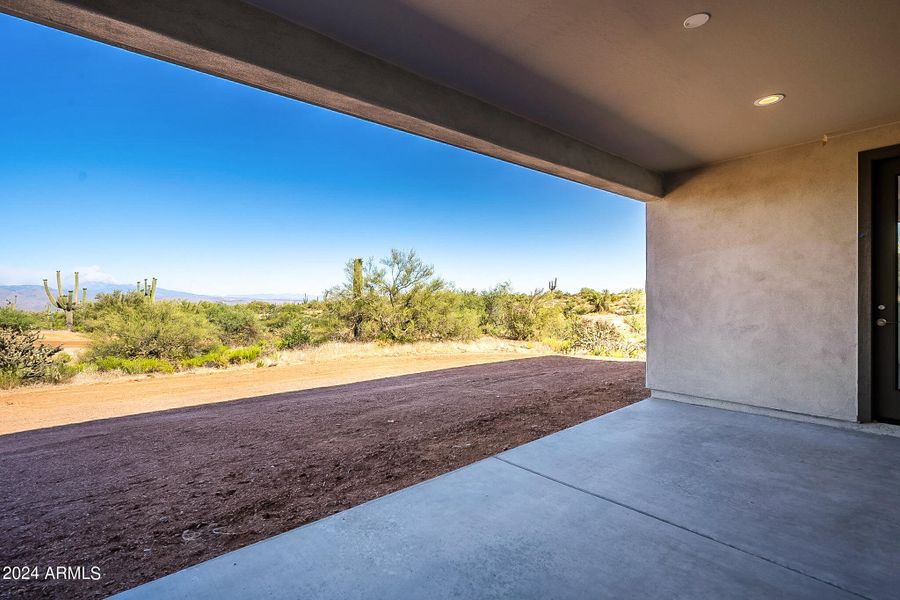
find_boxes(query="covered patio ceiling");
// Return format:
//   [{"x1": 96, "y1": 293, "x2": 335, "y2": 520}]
[{"x1": 250, "y1": 0, "x2": 900, "y2": 173}]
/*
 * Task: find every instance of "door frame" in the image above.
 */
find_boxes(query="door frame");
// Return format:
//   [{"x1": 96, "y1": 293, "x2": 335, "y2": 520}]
[{"x1": 858, "y1": 143, "x2": 900, "y2": 422}]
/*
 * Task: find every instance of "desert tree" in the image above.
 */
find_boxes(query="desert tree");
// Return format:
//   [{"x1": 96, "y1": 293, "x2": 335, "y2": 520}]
[{"x1": 368, "y1": 249, "x2": 438, "y2": 306}]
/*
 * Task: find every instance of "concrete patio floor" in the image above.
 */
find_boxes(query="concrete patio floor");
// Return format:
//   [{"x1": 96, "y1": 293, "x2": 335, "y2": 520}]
[{"x1": 114, "y1": 399, "x2": 900, "y2": 599}]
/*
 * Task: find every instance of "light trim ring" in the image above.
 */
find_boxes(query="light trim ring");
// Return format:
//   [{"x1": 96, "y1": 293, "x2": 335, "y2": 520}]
[
  {"x1": 683, "y1": 13, "x2": 710, "y2": 29},
  {"x1": 753, "y1": 94, "x2": 786, "y2": 107}
]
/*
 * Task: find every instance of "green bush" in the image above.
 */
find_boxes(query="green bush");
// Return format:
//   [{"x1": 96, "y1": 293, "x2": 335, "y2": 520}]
[
  {"x1": 180, "y1": 345, "x2": 262, "y2": 369},
  {"x1": 614, "y1": 288, "x2": 646, "y2": 316},
  {"x1": 624, "y1": 314, "x2": 646, "y2": 335},
  {"x1": 87, "y1": 301, "x2": 219, "y2": 360},
  {"x1": 0, "y1": 370, "x2": 23, "y2": 389},
  {"x1": 276, "y1": 319, "x2": 314, "y2": 349},
  {"x1": 180, "y1": 348, "x2": 227, "y2": 369},
  {"x1": 94, "y1": 356, "x2": 175, "y2": 374},
  {"x1": 262, "y1": 302, "x2": 344, "y2": 348},
  {"x1": 322, "y1": 249, "x2": 485, "y2": 344},
  {"x1": 577, "y1": 288, "x2": 614, "y2": 313},
  {"x1": 199, "y1": 302, "x2": 263, "y2": 346},
  {"x1": 226, "y1": 345, "x2": 262, "y2": 364},
  {"x1": 0, "y1": 326, "x2": 76, "y2": 386},
  {"x1": 0, "y1": 306, "x2": 40, "y2": 330},
  {"x1": 569, "y1": 319, "x2": 643, "y2": 358},
  {"x1": 425, "y1": 291, "x2": 483, "y2": 341},
  {"x1": 76, "y1": 290, "x2": 148, "y2": 332},
  {"x1": 262, "y1": 302, "x2": 307, "y2": 330},
  {"x1": 542, "y1": 337, "x2": 573, "y2": 353},
  {"x1": 481, "y1": 286, "x2": 570, "y2": 341},
  {"x1": 367, "y1": 289, "x2": 483, "y2": 343}
]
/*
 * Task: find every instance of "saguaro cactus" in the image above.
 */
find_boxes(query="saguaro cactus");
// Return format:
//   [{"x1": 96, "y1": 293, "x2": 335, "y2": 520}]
[
  {"x1": 137, "y1": 277, "x2": 158, "y2": 302},
  {"x1": 42, "y1": 270, "x2": 87, "y2": 330},
  {"x1": 352, "y1": 258, "x2": 364, "y2": 339},
  {"x1": 548, "y1": 277, "x2": 558, "y2": 292}
]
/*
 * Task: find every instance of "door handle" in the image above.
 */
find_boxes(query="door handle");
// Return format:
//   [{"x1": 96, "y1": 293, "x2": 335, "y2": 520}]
[{"x1": 876, "y1": 318, "x2": 897, "y2": 326}]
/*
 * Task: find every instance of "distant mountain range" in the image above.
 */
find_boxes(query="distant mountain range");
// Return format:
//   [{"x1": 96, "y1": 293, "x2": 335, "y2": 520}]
[{"x1": 0, "y1": 283, "x2": 314, "y2": 311}]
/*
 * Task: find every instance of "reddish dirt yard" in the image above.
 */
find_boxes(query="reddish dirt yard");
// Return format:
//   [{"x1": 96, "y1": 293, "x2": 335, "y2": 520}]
[
  {"x1": 0, "y1": 350, "x2": 549, "y2": 435},
  {"x1": 37, "y1": 329, "x2": 90, "y2": 349},
  {"x1": 0, "y1": 356, "x2": 647, "y2": 599}
]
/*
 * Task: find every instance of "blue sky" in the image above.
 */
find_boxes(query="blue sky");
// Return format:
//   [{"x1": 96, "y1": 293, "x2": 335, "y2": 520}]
[{"x1": 0, "y1": 14, "x2": 645, "y2": 297}]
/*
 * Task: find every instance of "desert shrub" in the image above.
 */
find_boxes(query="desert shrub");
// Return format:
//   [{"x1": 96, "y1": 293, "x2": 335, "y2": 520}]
[
  {"x1": 614, "y1": 288, "x2": 646, "y2": 316},
  {"x1": 277, "y1": 319, "x2": 313, "y2": 349},
  {"x1": 482, "y1": 286, "x2": 570, "y2": 341},
  {"x1": 94, "y1": 356, "x2": 175, "y2": 374},
  {"x1": 179, "y1": 347, "x2": 228, "y2": 369},
  {"x1": 263, "y1": 303, "x2": 308, "y2": 331},
  {"x1": 624, "y1": 314, "x2": 646, "y2": 335},
  {"x1": 0, "y1": 326, "x2": 76, "y2": 386},
  {"x1": 577, "y1": 288, "x2": 614, "y2": 313},
  {"x1": 0, "y1": 306, "x2": 39, "y2": 330},
  {"x1": 264, "y1": 303, "x2": 344, "y2": 348},
  {"x1": 0, "y1": 370, "x2": 23, "y2": 389},
  {"x1": 480, "y1": 283, "x2": 513, "y2": 337},
  {"x1": 440, "y1": 291, "x2": 484, "y2": 341},
  {"x1": 199, "y1": 302, "x2": 263, "y2": 346},
  {"x1": 76, "y1": 290, "x2": 148, "y2": 332},
  {"x1": 542, "y1": 336, "x2": 573, "y2": 353},
  {"x1": 527, "y1": 301, "x2": 571, "y2": 341},
  {"x1": 46, "y1": 353, "x2": 85, "y2": 382},
  {"x1": 245, "y1": 300, "x2": 276, "y2": 320},
  {"x1": 278, "y1": 313, "x2": 345, "y2": 348},
  {"x1": 375, "y1": 289, "x2": 482, "y2": 342},
  {"x1": 569, "y1": 319, "x2": 643, "y2": 358},
  {"x1": 226, "y1": 345, "x2": 262, "y2": 364},
  {"x1": 0, "y1": 327, "x2": 59, "y2": 378},
  {"x1": 322, "y1": 250, "x2": 485, "y2": 344},
  {"x1": 87, "y1": 301, "x2": 219, "y2": 360},
  {"x1": 45, "y1": 310, "x2": 68, "y2": 330},
  {"x1": 180, "y1": 345, "x2": 263, "y2": 369}
]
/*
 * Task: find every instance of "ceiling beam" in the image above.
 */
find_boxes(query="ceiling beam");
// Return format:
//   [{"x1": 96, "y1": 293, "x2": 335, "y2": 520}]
[{"x1": 0, "y1": 0, "x2": 663, "y2": 200}]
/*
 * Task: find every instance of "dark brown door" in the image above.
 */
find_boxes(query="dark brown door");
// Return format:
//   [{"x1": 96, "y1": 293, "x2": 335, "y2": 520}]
[{"x1": 872, "y1": 157, "x2": 900, "y2": 423}]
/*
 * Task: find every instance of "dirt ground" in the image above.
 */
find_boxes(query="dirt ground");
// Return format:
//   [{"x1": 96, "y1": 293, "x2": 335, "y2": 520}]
[
  {"x1": 37, "y1": 330, "x2": 90, "y2": 348},
  {"x1": 0, "y1": 356, "x2": 647, "y2": 599},
  {"x1": 0, "y1": 349, "x2": 546, "y2": 435},
  {"x1": 36, "y1": 329, "x2": 90, "y2": 359}
]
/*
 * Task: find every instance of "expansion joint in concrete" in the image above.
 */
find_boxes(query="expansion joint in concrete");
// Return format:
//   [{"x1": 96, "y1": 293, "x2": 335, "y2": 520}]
[{"x1": 490, "y1": 456, "x2": 871, "y2": 600}]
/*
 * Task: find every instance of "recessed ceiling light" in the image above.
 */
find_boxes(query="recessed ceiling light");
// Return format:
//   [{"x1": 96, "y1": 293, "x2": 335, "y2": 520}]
[
  {"x1": 753, "y1": 94, "x2": 786, "y2": 107},
  {"x1": 683, "y1": 13, "x2": 710, "y2": 29}
]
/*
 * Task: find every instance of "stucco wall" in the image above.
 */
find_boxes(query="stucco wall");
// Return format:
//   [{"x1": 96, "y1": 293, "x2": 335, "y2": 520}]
[{"x1": 647, "y1": 121, "x2": 900, "y2": 421}]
